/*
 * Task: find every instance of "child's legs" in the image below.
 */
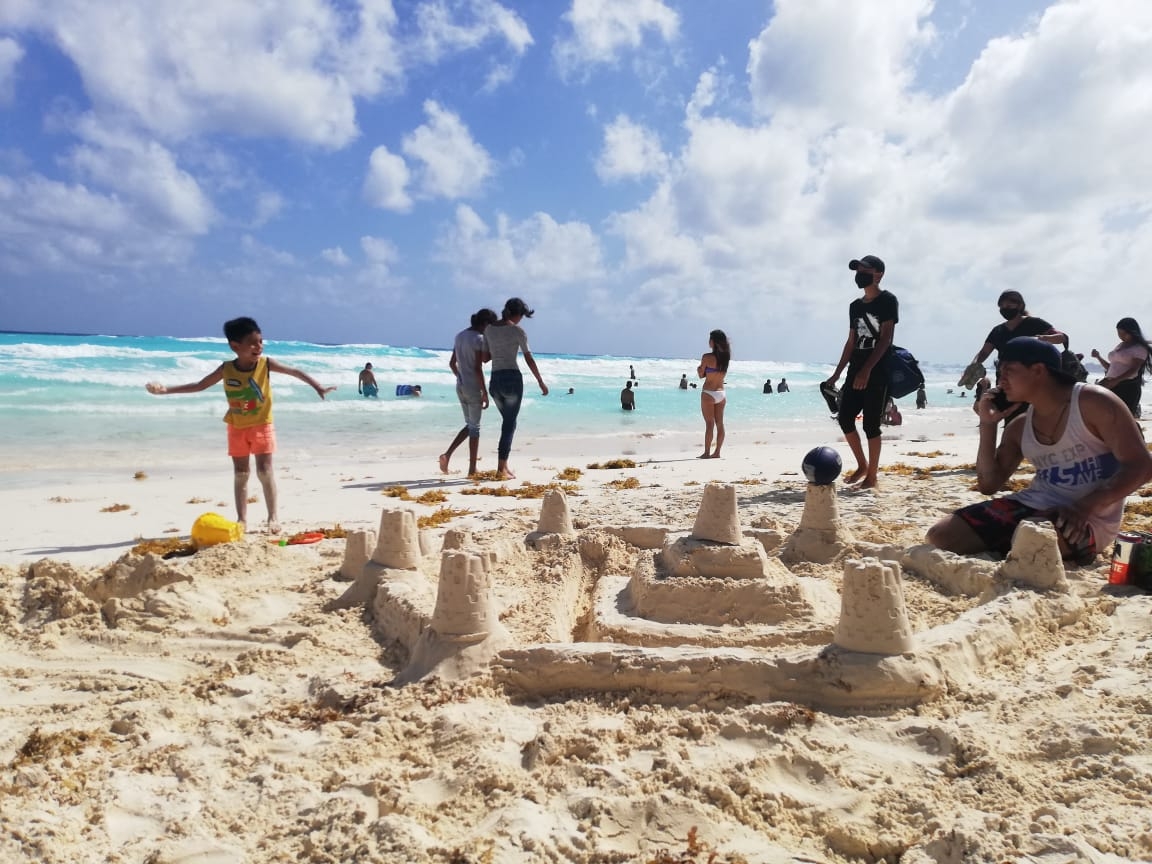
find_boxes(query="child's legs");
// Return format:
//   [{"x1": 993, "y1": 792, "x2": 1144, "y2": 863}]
[
  {"x1": 231, "y1": 456, "x2": 251, "y2": 525},
  {"x1": 254, "y1": 453, "x2": 277, "y2": 526},
  {"x1": 229, "y1": 423, "x2": 277, "y2": 528}
]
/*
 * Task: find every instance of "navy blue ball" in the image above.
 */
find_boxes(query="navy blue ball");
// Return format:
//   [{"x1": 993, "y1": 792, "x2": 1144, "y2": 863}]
[{"x1": 802, "y1": 446, "x2": 842, "y2": 485}]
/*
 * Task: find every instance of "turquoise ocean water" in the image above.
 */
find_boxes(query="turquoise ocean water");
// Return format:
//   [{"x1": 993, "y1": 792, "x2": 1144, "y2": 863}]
[{"x1": 0, "y1": 332, "x2": 972, "y2": 474}]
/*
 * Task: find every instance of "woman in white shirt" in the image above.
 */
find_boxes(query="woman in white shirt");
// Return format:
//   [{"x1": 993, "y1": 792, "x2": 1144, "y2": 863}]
[
  {"x1": 1091, "y1": 317, "x2": 1152, "y2": 418},
  {"x1": 483, "y1": 297, "x2": 548, "y2": 479}
]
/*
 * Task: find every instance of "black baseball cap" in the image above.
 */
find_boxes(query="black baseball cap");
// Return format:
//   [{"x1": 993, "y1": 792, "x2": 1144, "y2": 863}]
[
  {"x1": 849, "y1": 255, "x2": 885, "y2": 272},
  {"x1": 999, "y1": 337, "x2": 1076, "y2": 382}
]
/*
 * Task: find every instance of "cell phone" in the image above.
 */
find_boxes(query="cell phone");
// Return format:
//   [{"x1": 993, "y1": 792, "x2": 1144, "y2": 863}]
[{"x1": 990, "y1": 389, "x2": 1012, "y2": 411}]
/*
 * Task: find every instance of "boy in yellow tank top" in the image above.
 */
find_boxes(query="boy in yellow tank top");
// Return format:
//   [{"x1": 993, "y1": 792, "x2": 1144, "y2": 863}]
[{"x1": 145, "y1": 317, "x2": 335, "y2": 533}]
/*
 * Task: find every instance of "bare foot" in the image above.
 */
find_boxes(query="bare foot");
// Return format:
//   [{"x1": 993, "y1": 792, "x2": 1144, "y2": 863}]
[
  {"x1": 267, "y1": 519, "x2": 281, "y2": 535},
  {"x1": 498, "y1": 468, "x2": 516, "y2": 480},
  {"x1": 843, "y1": 468, "x2": 867, "y2": 484},
  {"x1": 857, "y1": 477, "x2": 879, "y2": 490},
  {"x1": 710, "y1": 452, "x2": 721, "y2": 459},
  {"x1": 697, "y1": 452, "x2": 711, "y2": 459},
  {"x1": 438, "y1": 453, "x2": 449, "y2": 474}
]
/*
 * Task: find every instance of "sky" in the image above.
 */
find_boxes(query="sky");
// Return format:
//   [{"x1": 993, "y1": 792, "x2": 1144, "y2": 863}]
[{"x1": 1, "y1": 0, "x2": 1151, "y2": 363}]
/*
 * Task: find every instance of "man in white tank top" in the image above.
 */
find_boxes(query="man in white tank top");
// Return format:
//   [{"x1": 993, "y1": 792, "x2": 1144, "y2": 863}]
[{"x1": 927, "y1": 337, "x2": 1152, "y2": 564}]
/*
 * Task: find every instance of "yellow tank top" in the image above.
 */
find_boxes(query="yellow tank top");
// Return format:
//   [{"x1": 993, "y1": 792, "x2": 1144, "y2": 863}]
[{"x1": 222, "y1": 357, "x2": 273, "y2": 428}]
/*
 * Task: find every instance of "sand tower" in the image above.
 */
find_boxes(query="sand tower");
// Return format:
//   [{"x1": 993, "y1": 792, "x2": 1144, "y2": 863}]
[
  {"x1": 781, "y1": 483, "x2": 854, "y2": 565},
  {"x1": 338, "y1": 529, "x2": 376, "y2": 581},
  {"x1": 690, "y1": 482, "x2": 742, "y2": 545},
  {"x1": 371, "y1": 507, "x2": 422, "y2": 569},
  {"x1": 1000, "y1": 519, "x2": 1069, "y2": 591},
  {"x1": 834, "y1": 557, "x2": 913, "y2": 655},
  {"x1": 329, "y1": 507, "x2": 422, "y2": 609},
  {"x1": 527, "y1": 488, "x2": 576, "y2": 549},
  {"x1": 397, "y1": 550, "x2": 511, "y2": 683}
]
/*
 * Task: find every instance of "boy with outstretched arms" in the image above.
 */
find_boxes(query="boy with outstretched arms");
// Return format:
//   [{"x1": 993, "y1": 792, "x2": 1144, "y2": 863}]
[{"x1": 145, "y1": 317, "x2": 335, "y2": 533}]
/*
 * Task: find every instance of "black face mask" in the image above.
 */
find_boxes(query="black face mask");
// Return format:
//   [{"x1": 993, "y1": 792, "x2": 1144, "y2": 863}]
[
  {"x1": 854, "y1": 271, "x2": 874, "y2": 289},
  {"x1": 999, "y1": 306, "x2": 1021, "y2": 321}
]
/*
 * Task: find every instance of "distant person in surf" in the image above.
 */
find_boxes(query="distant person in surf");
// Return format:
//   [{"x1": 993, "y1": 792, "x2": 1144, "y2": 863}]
[{"x1": 358, "y1": 363, "x2": 378, "y2": 398}]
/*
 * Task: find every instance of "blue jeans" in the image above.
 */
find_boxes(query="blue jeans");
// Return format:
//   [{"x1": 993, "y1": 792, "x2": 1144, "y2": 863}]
[{"x1": 489, "y1": 369, "x2": 523, "y2": 461}]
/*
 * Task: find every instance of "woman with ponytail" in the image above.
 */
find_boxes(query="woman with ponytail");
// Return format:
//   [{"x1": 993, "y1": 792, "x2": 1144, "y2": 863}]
[
  {"x1": 696, "y1": 329, "x2": 730, "y2": 458},
  {"x1": 1092, "y1": 318, "x2": 1152, "y2": 418}
]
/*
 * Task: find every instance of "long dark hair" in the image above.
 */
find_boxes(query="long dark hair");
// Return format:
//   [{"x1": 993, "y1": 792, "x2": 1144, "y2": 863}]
[
  {"x1": 1117, "y1": 317, "x2": 1152, "y2": 378},
  {"x1": 709, "y1": 329, "x2": 731, "y2": 372}
]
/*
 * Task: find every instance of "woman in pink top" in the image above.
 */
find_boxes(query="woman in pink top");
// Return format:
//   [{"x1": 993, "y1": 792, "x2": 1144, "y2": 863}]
[{"x1": 1091, "y1": 317, "x2": 1152, "y2": 418}]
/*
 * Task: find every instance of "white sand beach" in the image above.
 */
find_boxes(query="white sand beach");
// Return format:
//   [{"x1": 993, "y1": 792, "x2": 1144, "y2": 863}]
[{"x1": 2, "y1": 414, "x2": 1152, "y2": 863}]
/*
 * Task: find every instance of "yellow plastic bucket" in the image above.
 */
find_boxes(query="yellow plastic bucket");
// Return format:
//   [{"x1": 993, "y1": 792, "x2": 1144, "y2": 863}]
[{"x1": 191, "y1": 512, "x2": 244, "y2": 548}]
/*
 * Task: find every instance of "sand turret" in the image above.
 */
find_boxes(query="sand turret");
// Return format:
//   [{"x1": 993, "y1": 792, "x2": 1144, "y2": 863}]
[
  {"x1": 538, "y1": 488, "x2": 575, "y2": 535},
  {"x1": 690, "y1": 482, "x2": 742, "y2": 545},
  {"x1": 371, "y1": 507, "x2": 422, "y2": 569},
  {"x1": 527, "y1": 488, "x2": 576, "y2": 549},
  {"x1": 338, "y1": 529, "x2": 376, "y2": 581},
  {"x1": 782, "y1": 483, "x2": 853, "y2": 564},
  {"x1": 328, "y1": 507, "x2": 422, "y2": 609},
  {"x1": 1000, "y1": 519, "x2": 1069, "y2": 591},
  {"x1": 834, "y1": 557, "x2": 913, "y2": 655},
  {"x1": 397, "y1": 550, "x2": 511, "y2": 683}
]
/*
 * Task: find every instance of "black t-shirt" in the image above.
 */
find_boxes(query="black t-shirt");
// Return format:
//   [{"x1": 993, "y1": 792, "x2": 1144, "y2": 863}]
[
  {"x1": 848, "y1": 290, "x2": 899, "y2": 369},
  {"x1": 985, "y1": 316, "x2": 1054, "y2": 353}
]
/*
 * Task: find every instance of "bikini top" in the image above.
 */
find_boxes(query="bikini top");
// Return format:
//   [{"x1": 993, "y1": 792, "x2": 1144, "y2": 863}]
[{"x1": 703, "y1": 366, "x2": 720, "y2": 374}]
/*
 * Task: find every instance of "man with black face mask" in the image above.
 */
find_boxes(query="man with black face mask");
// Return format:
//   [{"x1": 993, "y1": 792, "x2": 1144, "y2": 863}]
[
  {"x1": 957, "y1": 291, "x2": 1066, "y2": 391},
  {"x1": 822, "y1": 254, "x2": 898, "y2": 489}
]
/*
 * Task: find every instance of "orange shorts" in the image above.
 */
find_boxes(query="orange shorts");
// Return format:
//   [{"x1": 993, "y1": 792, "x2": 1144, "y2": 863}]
[{"x1": 227, "y1": 423, "x2": 276, "y2": 457}]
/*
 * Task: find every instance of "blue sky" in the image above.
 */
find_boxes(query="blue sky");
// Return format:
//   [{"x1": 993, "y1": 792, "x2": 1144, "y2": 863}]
[{"x1": 2, "y1": 0, "x2": 1150, "y2": 363}]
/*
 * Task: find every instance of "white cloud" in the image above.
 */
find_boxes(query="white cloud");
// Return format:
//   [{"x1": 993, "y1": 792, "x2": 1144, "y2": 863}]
[
  {"x1": 409, "y1": 0, "x2": 532, "y2": 64},
  {"x1": 0, "y1": 174, "x2": 193, "y2": 273},
  {"x1": 0, "y1": 37, "x2": 23, "y2": 104},
  {"x1": 402, "y1": 100, "x2": 493, "y2": 199},
  {"x1": 747, "y1": 0, "x2": 935, "y2": 130},
  {"x1": 2, "y1": 0, "x2": 375, "y2": 148},
  {"x1": 0, "y1": 0, "x2": 536, "y2": 147},
  {"x1": 321, "y1": 246, "x2": 350, "y2": 266},
  {"x1": 251, "y1": 191, "x2": 285, "y2": 228},
  {"x1": 364, "y1": 145, "x2": 413, "y2": 211},
  {"x1": 554, "y1": 0, "x2": 679, "y2": 77},
  {"x1": 932, "y1": 0, "x2": 1152, "y2": 218},
  {"x1": 66, "y1": 119, "x2": 215, "y2": 234},
  {"x1": 596, "y1": 114, "x2": 668, "y2": 181},
  {"x1": 602, "y1": 0, "x2": 1152, "y2": 360},
  {"x1": 439, "y1": 204, "x2": 604, "y2": 291},
  {"x1": 240, "y1": 234, "x2": 296, "y2": 266},
  {"x1": 361, "y1": 235, "x2": 399, "y2": 269}
]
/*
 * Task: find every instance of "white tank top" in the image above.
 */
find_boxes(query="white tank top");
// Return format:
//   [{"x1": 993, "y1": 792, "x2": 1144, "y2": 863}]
[{"x1": 1013, "y1": 383, "x2": 1123, "y2": 548}]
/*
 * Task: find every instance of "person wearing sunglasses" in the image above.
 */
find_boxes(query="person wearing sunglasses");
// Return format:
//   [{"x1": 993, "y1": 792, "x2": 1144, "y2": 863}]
[{"x1": 957, "y1": 291, "x2": 1067, "y2": 392}]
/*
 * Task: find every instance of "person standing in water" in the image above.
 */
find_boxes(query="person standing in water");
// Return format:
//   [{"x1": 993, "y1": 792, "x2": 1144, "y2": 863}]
[
  {"x1": 484, "y1": 297, "x2": 548, "y2": 479},
  {"x1": 697, "y1": 329, "x2": 730, "y2": 458},
  {"x1": 358, "y1": 363, "x2": 378, "y2": 397}
]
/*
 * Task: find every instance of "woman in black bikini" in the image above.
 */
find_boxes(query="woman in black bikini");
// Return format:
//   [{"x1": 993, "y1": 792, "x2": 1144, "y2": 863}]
[{"x1": 696, "y1": 329, "x2": 730, "y2": 458}]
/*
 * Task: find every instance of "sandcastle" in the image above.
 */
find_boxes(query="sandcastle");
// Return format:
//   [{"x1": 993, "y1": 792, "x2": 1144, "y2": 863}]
[
  {"x1": 781, "y1": 481, "x2": 853, "y2": 564},
  {"x1": 339, "y1": 480, "x2": 1085, "y2": 710}
]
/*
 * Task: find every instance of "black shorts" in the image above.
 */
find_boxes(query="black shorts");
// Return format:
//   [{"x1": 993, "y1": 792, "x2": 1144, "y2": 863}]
[{"x1": 954, "y1": 497, "x2": 1097, "y2": 561}]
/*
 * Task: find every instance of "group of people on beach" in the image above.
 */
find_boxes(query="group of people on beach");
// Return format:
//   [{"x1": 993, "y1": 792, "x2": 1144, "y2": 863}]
[
  {"x1": 794, "y1": 252, "x2": 1152, "y2": 565},
  {"x1": 693, "y1": 251, "x2": 1152, "y2": 566},
  {"x1": 143, "y1": 298, "x2": 548, "y2": 533},
  {"x1": 143, "y1": 261, "x2": 1152, "y2": 567}
]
